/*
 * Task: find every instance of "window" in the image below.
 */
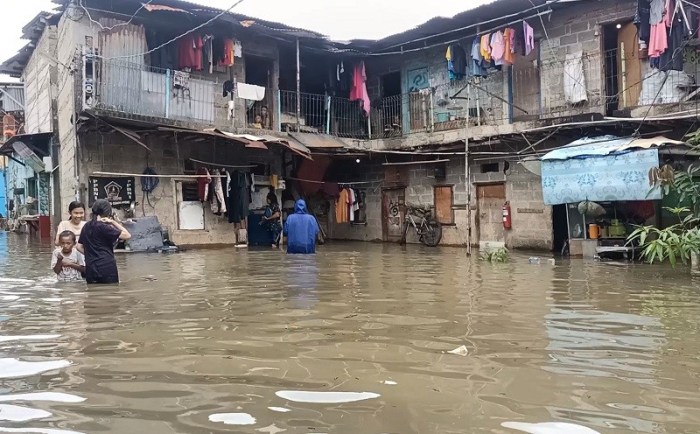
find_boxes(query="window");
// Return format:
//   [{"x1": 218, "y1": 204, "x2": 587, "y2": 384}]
[
  {"x1": 434, "y1": 186, "x2": 454, "y2": 225},
  {"x1": 480, "y1": 163, "x2": 500, "y2": 173},
  {"x1": 176, "y1": 181, "x2": 204, "y2": 230}
]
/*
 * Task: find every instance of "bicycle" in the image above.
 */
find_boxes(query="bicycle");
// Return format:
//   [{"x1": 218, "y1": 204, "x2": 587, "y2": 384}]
[{"x1": 400, "y1": 203, "x2": 443, "y2": 247}]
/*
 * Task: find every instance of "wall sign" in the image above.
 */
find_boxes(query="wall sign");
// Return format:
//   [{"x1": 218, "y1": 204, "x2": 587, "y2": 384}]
[{"x1": 89, "y1": 176, "x2": 135, "y2": 206}]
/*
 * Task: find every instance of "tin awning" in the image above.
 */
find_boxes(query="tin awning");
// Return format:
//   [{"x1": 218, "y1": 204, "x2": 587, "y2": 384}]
[
  {"x1": 540, "y1": 136, "x2": 686, "y2": 205},
  {"x1": 0, "y1": 132, "x2": 53, "y2": 173}
]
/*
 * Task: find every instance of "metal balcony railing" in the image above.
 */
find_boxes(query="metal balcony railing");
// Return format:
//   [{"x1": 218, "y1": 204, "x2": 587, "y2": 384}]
[{"x1": 94, "y1": 59, "x2": 219, "y2": 125}]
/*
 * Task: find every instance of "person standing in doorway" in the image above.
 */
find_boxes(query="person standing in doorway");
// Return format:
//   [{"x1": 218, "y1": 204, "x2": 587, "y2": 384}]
[
  {"x1": 284, "y1": 199, "x2": 319, "y2": 254},
  {"x1": 55, "y1": 201, "x2": 86, "y2": 245},
  {"x1": 78, "y1": 199, "x2": 131, "y2": 284}
]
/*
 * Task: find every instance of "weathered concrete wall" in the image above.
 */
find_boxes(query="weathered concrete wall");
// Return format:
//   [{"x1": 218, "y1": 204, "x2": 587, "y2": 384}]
[
  {"x1": 504, "y1": 163, "x2": 552, "y2": 250},
  {"x1": 23, "y1": 27, "x2": 57, "y2": 134},
  {"x1": 79, "y1": 132, "x2": 282, "y2": 246},
  {"x1": 326, "y1": 156, "x2": 548, "y2": 250}
]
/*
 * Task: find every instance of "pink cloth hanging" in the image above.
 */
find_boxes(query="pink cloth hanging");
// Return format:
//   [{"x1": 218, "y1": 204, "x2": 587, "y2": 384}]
[
  {"x1": 350, "y1": 61, "x2": 371, "y2": 116},
  {"x1": 649, "y1": 22, "x2": 668, "y2": 58},
  {"x1": 524, "y1": 21, "x2": 535, "y2": 55}
]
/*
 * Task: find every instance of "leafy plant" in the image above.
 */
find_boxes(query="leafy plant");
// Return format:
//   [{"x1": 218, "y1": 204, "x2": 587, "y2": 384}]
[
  {"x1": 480, "y1": 247, "x2": 509, "y2": 263},
  {"x1": 627, "y1": 207, "x2": 700, "y2": 266}
]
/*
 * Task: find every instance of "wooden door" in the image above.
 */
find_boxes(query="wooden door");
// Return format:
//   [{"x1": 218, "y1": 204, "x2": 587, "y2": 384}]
[
  {"x1": 434, "y1": 185, "x2": 454, "y2": 225},
  {"x1": 512, "y1": 42, "x2": 540, "y2": 122},
  {"x1": 382, "y1": 188, "x2": 405, "y2": 242},
  {"x1": 617, "y1": 22, "x2": 642, "y2": 109},
  {"x1": 476, "y1": 184, "x2": 506, "y2": 246}
]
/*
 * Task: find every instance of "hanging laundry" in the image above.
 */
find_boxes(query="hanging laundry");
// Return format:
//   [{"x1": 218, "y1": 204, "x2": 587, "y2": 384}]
[
  {"x1": 634, "y1": 0, "x2": 651, "y2": 48},
  {"x1": 523, "y1": 21, "x2": 535, "y2": 55},
  {"x1": 563, "y1": 52, "x2": 588, "y2": 104},
  {"x1": 469, "y1": 38, "x2": 488, "y2": 77},
  {"x1": 480, "y1": 34, "x2": 492, "y2": 62},
  {"x1": 212, "y1": 169, "x2": 227, "y2": 214},
  {"x1": 234, "y1": 40, "x2": 243, "y2": 58},
  {"x1": 490, "y1": 31, "x2": 506, "y2": 65},
  {"x1": 178, "y1": 35, "x2": 204, "y2": 70},
  {"x1": 648, "y1": 22, "x2": 668, "y2": 58},
  {"x1": 447, "y1": 43, "x2": 467, "y2": 80},
  {"x1": 503, "y1": 28, "x2": 515, "y2": 64},
  {"x1": 220, "y1": 38, "x2": 235, "y2": 67},
  {"x1": 350, "y1": 62, "x2": 371, "y2": 116},
  {"x1": 197, "y1": 168, "x2": 211, "y2": 202},
  {"x1": 650, "y1": 0, "x2": 665, "y2": 25},
  {"x1": 223, "y1": 80, "x2": 234, "y2": 98},
  {"x1": 663, "y1": 0, "x2": 675, "y2": 27},
  {"x1": 336, "y1": 188, "x2": 350, "y2": 223},
  {"x1": 203, "y1": 35, "x2": 214, "y2": 74},
  {"x1": 656, "y1": 18, "x2": 685, "y2": 71},
  {"x1": 237, "y1": 83, "x2": 266, "y2": 101}
]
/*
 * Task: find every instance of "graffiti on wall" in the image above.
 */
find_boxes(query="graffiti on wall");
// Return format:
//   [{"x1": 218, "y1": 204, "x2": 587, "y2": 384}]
[{"x1": 407, "y1": 67, "x2": 430, "y2": 92}]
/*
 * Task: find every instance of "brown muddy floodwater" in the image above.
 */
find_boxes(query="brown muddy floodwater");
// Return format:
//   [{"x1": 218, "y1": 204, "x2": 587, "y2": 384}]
[{"x1": 0, "y1": 233, "x2": 700, "y2": 434}]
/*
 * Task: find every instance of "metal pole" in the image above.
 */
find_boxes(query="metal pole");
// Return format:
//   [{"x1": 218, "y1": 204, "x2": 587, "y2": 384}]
[
  {"x1": 465, "y1": 82, "x2": 472, "y2": 256},
  {"x1": 296, "y1": 38, "x2": 301, "y2": 132}
]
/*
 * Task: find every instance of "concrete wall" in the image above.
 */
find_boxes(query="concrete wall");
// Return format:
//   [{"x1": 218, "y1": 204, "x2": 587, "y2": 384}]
[
  {"x1": 78, "y1": 131, "x2": 283, "y2": 246},
  {"x1": 326, "y1": 156, "x2": 549, "y2": 250},
  {"x1": 359, "y1": 0, "x2": 637, "y2": 151},
  {"x1": 23, "y1": 26, "x2": 57, "y2": 134}
]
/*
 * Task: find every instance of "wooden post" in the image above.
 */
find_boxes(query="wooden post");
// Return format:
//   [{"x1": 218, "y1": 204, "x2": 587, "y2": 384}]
[{"x1": 465, "y1": 82, "x2": 472, "y2": 256}]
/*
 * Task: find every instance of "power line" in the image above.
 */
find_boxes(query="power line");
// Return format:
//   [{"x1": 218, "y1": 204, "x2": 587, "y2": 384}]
[
  {"x1": 98, "y1": 0, "x2": 247, "y2": 61},
  {"x1": 79, "y1": 0, "x2": 156, "y2": 31}
]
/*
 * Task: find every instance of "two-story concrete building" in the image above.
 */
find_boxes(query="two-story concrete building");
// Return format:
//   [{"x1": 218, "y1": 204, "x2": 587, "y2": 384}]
[{"x1": 3, "y1": 0, "x2": 699, "y2": 249}]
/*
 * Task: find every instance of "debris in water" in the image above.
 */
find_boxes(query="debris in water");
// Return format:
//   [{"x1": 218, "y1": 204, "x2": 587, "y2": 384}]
[
  {"x1": 382, "y1": 380, "x2": 397, "y2": 385},
  {"x1": 447, "y1": 345, "x2": 469, "y2": 356},
  {"x1": 275, "y1": 391, "x2": 380, "y2": 403},
  {"x1": 502, "y1": 421, "x2": 601, "y2": 434},
  {"x1": 268, "y1": 407, "x2": 291, "y2": 413},
  {"x1": 209, "y1": 413, "x2": 257, "y2": 425}
]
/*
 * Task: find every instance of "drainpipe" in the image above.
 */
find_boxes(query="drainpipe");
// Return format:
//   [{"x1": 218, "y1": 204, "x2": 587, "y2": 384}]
[{"x1": 296, "y1": 38, "x2": 301, "y2": 132}]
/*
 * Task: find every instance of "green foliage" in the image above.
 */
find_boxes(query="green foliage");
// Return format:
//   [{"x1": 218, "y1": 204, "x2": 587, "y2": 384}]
[
  {"x1": 627, "y1": 207, "x2": 700, "y2": 266},
  {"x1": 480, "y1": 247, "x2": 509, "y2": 263}
]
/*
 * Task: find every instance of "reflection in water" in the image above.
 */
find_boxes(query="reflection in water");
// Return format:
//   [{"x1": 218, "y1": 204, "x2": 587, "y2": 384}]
[{"x1": 0, "y1": 233, "x2": 699, "y2": 433}]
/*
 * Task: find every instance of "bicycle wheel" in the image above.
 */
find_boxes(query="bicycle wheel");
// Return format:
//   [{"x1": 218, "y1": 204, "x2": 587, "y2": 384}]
[{"x1": 420, "y1": 219, "x2": 442, "y2": 247}]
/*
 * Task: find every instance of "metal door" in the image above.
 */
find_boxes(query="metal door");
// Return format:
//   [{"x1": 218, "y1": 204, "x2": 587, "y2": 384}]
[
  {"x1": 476, "y1": 183, "x2": 506, "y2": 247},
  {"x1": 382, "y1": 188, "x2": 405, "y2": 242}
]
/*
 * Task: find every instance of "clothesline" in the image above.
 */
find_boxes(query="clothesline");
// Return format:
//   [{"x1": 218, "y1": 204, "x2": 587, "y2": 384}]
[
  {"x1": 189, "y1": 158, "x2": 256, "y2": 169},
  {"x1": 92, "y1": 171, "x2": 227, "y2": 178},
  {"x1": 287, "y1": 176, "x2": 376, "y2": 185}
]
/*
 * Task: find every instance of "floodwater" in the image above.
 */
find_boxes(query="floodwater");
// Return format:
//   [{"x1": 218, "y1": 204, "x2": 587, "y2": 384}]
[{"x1": 0, "y1": 233, "x2": 699, "y2": 434}]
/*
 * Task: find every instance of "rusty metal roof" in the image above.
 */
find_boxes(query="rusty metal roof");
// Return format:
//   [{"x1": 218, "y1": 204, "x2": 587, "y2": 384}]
[{"x1": 288, "y1": 133, "x2": 347, "y2": 149}]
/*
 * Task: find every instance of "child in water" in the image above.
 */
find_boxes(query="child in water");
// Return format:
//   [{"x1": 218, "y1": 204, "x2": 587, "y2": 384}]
[{"x1": 51, "y1": 230, "x2": 86, "y2": 281}]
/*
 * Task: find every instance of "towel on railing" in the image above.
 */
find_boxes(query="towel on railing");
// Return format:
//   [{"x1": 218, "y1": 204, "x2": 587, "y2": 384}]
[{"x1": 237, "y1": 83, "x2": 266, "y2": 101}]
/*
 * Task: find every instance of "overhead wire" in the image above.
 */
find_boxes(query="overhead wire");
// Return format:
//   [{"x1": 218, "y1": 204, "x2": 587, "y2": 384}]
[
  {"x1": 79, "y1": 0, "x2": 156, "y2": 31},
  {"x1": 96, "y1": 0, "x2": 247, "y2": 61}
]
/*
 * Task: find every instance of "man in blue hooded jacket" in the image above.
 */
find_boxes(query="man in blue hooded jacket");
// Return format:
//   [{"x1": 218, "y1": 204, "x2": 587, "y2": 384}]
[{"x1": 284, "y1": 199, "x2": 320, "y2": 254}]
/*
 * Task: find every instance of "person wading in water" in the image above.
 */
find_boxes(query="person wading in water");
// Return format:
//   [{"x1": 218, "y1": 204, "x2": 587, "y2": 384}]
[{"x1": 77, "y1": 199, "x2": 131, "y2": 284}]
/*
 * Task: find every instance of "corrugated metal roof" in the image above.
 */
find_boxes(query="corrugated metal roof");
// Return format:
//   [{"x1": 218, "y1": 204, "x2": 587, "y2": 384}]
[{"x1": 0, "y1": 85, "x2": 25, "y2": 112}]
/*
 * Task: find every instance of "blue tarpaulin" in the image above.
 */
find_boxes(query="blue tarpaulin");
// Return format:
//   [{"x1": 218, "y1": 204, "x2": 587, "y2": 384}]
[{"x1": 541, "y1": 136, "x2": 663, "y2": 205}]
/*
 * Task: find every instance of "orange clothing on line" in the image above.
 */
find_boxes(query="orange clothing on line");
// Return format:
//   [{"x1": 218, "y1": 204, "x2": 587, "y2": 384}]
[
  {"x1": 336, "y1": 189, "x2": 350, "y2": 223},
  {"x1": 480, "y1": 34, "x2": 492, "y2": 62},
  {"x1": 503, "y1": 28, "x2": 514, "y2": 65}
]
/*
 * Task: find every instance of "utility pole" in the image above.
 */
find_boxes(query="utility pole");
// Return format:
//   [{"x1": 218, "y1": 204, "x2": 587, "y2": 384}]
[
  {"x1": 464, "y1": 83, "x2": 472, "y2": 256},
  {"x1": 295, "y1": 38, "x2": 301, "y2": 132}
]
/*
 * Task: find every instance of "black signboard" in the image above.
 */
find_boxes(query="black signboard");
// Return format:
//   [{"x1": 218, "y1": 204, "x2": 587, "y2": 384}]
[{"x1": 89, "y1": 177, "x2": 135, "y2": 207}]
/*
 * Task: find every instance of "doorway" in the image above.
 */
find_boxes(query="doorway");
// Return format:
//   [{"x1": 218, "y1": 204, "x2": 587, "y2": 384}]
[
  {"x1": 244, "y1": 55, "x2": 275, "y2": 129},
  {"x1": 603, "y1": 24, "x2": 620, "y2": 115},
  {"x1": 476, "y1": 183, "x2": 506, "y2": 248},
  {"x1": 380, "y1": 72, "x2": 402, "y2": 137},
  {"x1": 382, "y1": 188, "x2": 405, "y2": 242},
  {"x1": 552, "y1": 204, "x2": 569, "y2": 255}
]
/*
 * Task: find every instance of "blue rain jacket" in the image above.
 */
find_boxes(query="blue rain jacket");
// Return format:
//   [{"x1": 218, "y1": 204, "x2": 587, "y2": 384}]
[{"x1": 284, "y1": 199, "x2": 320, "y2": 254}]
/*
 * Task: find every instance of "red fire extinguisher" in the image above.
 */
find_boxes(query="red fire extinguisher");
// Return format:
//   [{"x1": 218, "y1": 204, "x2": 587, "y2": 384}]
[{"x1": 502, "y1": 201, "x2": 512, "y2": 229}]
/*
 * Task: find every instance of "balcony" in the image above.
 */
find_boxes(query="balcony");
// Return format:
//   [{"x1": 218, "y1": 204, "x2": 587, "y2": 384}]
[{"x1": 87, "y1": 49, "x2": 699, "y2": 143}]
